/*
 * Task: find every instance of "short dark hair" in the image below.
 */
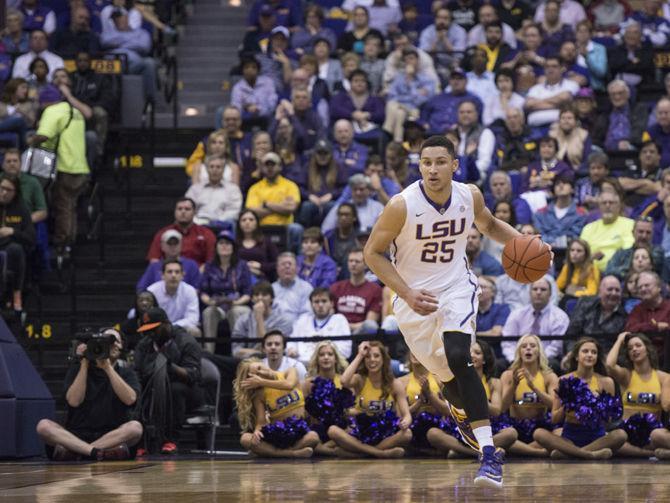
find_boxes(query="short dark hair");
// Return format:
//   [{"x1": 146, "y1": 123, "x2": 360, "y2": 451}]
[
  {"x1": 494, "y1": 68, "x2": 515, "y2": 86},
  {"x1": 484, "y1": 20, "x2": 503, "y2": 30},
  {"x1": 162, "y1": 258, "x2": 183, "y2": 273},
  {"x1": 366, "y1": 154, "x2": 383, "y2": 167},
  {"x1": 175, "y1": 197, "x2": 196, "y2": 210},
  {"x1": 348, "y1": 246, "x2": 365, "y2": 258},
  {"x1": 310, "y1": 287, "x2": 333, "y2": 302},
  {"x1": 640, "y1": 140, "x2": 661, "y2": 153},
  {"x1": 302, "y1": 226, "x2": 324, "y2": 245},
  {"x1": 420, "y1": 135, "x2": 456, "y2": 159},
  {"x1": 539, "y1": 135, "x2": 559, "y2": 151},
  {"x1": 349, "y1": 69, "x2": 369, "y2": 87},
  {"x1": 252, "y1": 281, "x2": 274, "y2": 299},
  {"x1": 263, "y1": 330, "x2": 286, "y2": 346}
]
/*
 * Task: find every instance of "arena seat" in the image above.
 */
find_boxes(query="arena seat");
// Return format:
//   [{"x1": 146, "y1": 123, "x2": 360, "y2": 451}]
[{"x1": 184, "y1": 357, "x2": 221, "y2": 453}]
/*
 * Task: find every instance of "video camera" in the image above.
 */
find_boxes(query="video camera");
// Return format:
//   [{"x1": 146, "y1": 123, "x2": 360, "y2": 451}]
[{"x1": 70, "y1": 329, "x2": 117, "y2": 361}]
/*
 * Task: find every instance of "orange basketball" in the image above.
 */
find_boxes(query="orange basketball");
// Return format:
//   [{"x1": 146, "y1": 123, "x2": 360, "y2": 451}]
[{"x1": 502, "y1": 235, "x2": 552, "y2": 284}]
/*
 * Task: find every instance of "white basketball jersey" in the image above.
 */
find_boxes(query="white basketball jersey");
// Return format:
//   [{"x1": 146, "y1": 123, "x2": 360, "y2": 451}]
[{"x1": 391, "y1": 180, "x2": 475, "y2": 293}]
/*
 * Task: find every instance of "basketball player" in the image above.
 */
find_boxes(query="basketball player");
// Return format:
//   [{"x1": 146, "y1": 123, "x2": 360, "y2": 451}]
[{"x1": 364, "y1": 135, "x2": 540, "y2": 488}]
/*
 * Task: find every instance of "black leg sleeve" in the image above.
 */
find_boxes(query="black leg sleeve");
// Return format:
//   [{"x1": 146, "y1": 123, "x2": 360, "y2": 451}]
[{"x1": 443, "y1": 331, "x2": 489, "y2": 423}]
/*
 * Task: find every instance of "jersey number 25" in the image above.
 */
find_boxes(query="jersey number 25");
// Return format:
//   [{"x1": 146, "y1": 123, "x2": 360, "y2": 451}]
[{"x1": 421, "y1": 239, "x2": 456, "y2": 263}]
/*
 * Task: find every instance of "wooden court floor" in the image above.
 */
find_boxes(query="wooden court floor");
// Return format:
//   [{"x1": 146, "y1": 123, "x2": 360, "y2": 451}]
[{"x1": 1, "y1": 457, "x2": 669, "y2": 502}]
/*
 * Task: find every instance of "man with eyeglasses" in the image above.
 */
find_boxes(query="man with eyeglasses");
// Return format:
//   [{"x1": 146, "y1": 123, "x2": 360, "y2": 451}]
[
  {"x1": 245, "y1": 151, "x2": 303, "y2": 252},
  {"x1": 580, "y1": 190, "x2": 635, "y2": 271},
  {"x1": 36, "y1": 328, "x2": 143, "y2": 461},
  {"x1": 524, "y1": 56, "x2": 579, "y2": 129}
]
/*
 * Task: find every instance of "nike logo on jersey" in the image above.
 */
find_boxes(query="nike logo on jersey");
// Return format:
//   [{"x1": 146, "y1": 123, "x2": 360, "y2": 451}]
[
  {"x1": 415, "y1": 212, "x2": 425, "y2": 217},
  {"x1": 467, "y1": 362, "x2": 474, "y2": 367}
]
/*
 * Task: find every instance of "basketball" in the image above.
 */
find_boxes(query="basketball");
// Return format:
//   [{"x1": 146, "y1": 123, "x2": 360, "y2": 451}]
[{"x1": 502, "y1": 235, "x2": 552, "y2": 284}]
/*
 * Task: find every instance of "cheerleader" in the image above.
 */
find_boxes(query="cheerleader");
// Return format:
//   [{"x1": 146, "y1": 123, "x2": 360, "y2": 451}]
[
  {"x1": 397, "y1": 352, "x2": 447, "y2": 455},
  {"x1": 605, "y1": 332, "x2": 670, "y2": 457},
  {"x1": 302, "y1": 341, "x2": 354, "y2": 456},
  {"x1": 425, "y1": 340, "x2": 517, "y2": 457},
  {"x1": 327, "y1": 341, "x2": 412, "y2": 458},
  {"x1": 234, "y1": 359, "x2": 319, "y2": 458},
  {"x1": 500, "y1": 334, "x2": 558, "y2": 457},
  {"x1": 533, "y1": 338, "x2": 627, "y2": 459}
]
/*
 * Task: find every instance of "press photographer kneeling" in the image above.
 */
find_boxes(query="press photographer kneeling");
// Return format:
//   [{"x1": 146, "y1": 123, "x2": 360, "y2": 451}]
[{"x1": 36, "y1": 328, "x2": 143, "y2": 461}]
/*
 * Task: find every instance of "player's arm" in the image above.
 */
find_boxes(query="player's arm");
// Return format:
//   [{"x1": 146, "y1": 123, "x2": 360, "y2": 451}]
[
  {"x1": 364, "y1": 196, "x2": 438, "y2": 315},
  {"x1": 470, "y1": 184, "x2": 521, "y2": 245}
]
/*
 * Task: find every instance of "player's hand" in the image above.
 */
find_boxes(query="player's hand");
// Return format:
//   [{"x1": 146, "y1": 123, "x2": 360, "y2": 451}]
[{"x1": 405, "y1": 289, "x2": 438, "y2": 316}]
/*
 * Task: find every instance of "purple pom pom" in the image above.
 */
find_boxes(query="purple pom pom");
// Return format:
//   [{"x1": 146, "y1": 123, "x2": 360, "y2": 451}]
[
  {"x1": 410, "y1": 412, "x2": 444, "y2": 448},
  {"x1": 623, "y1": 413, "x2": 663, "y2": 448},
  {"x1": 350, "y1": 410, "x2": 400, "y2": 445},
  {"x1": 511, "y1": 414, "x2": 553, "y2": 443},
  {"x1": 305, "y1": 376, "x2": 355, "y2": 439},
  {"x1": 491, "y1": 413, "x2": 514, "y2": 435},
  {"x1": 557, "y1": 376, "x2": 623, "y2": 429},
  {"x1": 261, "y1": 416, "x2": 311, "y2": 449}
]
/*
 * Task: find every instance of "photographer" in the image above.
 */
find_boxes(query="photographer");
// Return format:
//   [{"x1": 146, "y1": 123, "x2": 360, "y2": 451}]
[
  {"x1": 36, "y1": 328, "x2": 143, "y2": 461},
  {"x1": 134, "y1": 307, "x2": 203, "y2": 455}
]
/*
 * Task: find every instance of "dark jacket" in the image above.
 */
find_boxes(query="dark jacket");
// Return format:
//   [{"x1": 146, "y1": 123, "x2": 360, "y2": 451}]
[
  {"x1": 495, "y1": 126, "x2": 538, "y2": 172},
  {"x1": 591, "y1": 102, "x2": 649, "y2": 148},
  {"x1": 50, "y1": 28, "x2": 100, "y2": 58},
  {"x1": 565, "y1": 295, "x2": 628, "y2": 348},
  {"x1": 134, "y1": 326, "x2": 202, "y2": 386},
  {"x1": 608, "y1": 42, "x2": 655, "y2": 86},
  {"x1": 71, "y1": 69, "x2": 117, "y2": 114},
  {"x1": 0, "y1": 196, "x2": 35, "y2": 250}
]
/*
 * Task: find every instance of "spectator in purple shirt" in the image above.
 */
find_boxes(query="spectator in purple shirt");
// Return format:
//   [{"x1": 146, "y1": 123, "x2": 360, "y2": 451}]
[
  {"x1": 419, "y1": 68, "x2": 483, "y2": 135},
  {"x1": 485, "y1": 170, "x2": 533, "y2": 224},
  {"x1": 383, "y1": 47, "x2": 436, "y2": 142},
  {"x1": 100, "y1": 10, "x2": 156, "y2": 102},
  {"x1": 332, "y1": 119, "x2": 368, "y2": 177},
  {"x1": 330, "y1": 69, "x2": 385, "y2": 143},
  {"x1": 296, "y1": 227, "x2": 338, "y2": 288},
  {"x1": 137, "y1": 230, "x2": 201, "y2": 293},
  {"x1": 247, "y1": 0, "x2": 301, "y2": 31},
  {"x1": 296, "y1": 139, "x2": 348, "y2": 227},
  {"x1": 230, "y1": 55, "x2": 278, "y2": 123},
  {"x1": 291, "y1": 4, "x2": 337, "y2": 55},
  {"x1": 644, "y1": 97, "x2": 670, "y2": 169},
  {"x1": 200, "y1": 230, "x2": 253, "y2": 353},
  {"x1": 476, "y1": 275, "x2": 511, "y2": 357},
  {"x1": 522, "y1": 135, "x2": 573, "y2": 193}
]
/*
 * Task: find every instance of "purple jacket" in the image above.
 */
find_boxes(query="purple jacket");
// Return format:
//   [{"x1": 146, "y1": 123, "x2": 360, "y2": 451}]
[
  {"x1": 333, "y1": 141, "x2": 368, "y2": 177},
  {"x1": 419, "y1": 91, "x2": 483, "y2": 134},
  {"x1": 199, "y1": 260, "x2": 253, "y2": 300},
  {"x1": 329, "y1": 92, "x2": 385, "y2": 126},
  {"x1": 521, "y1": 160, "x2": 573, "y2": 193},
  {"x1": 297, "y1": 252, "x2": 338, "y2": 288}
]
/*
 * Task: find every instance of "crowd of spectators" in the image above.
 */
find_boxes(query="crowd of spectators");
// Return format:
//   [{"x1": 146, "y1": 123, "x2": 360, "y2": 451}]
[
  {"x1": 0, "y1": 0, "x2": 175, "y2": 319},
  {"x1": 31, "y1": 0, "x2": 670, "y2": 457}
]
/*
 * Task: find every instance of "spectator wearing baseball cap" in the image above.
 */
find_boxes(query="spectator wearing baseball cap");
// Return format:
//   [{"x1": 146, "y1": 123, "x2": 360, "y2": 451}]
[
  {"x1": 200, "y1": 230, "x2": 253, "y2": 354},
  {"x1": 133, "y1": 305, "x2": 203, "y2": 454},
  {"x1": 419, "y1": 68, "x2": 483, "y2": 135},
  {"x1": 136, "y1": 229, "x2": 201, "y2": 292},
  {"x1": 245, "y1": 151, "x2": 304, "y2": 252},
  {"x1": 247, "y1": 0, "x2": 301, "y2": 32}
]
